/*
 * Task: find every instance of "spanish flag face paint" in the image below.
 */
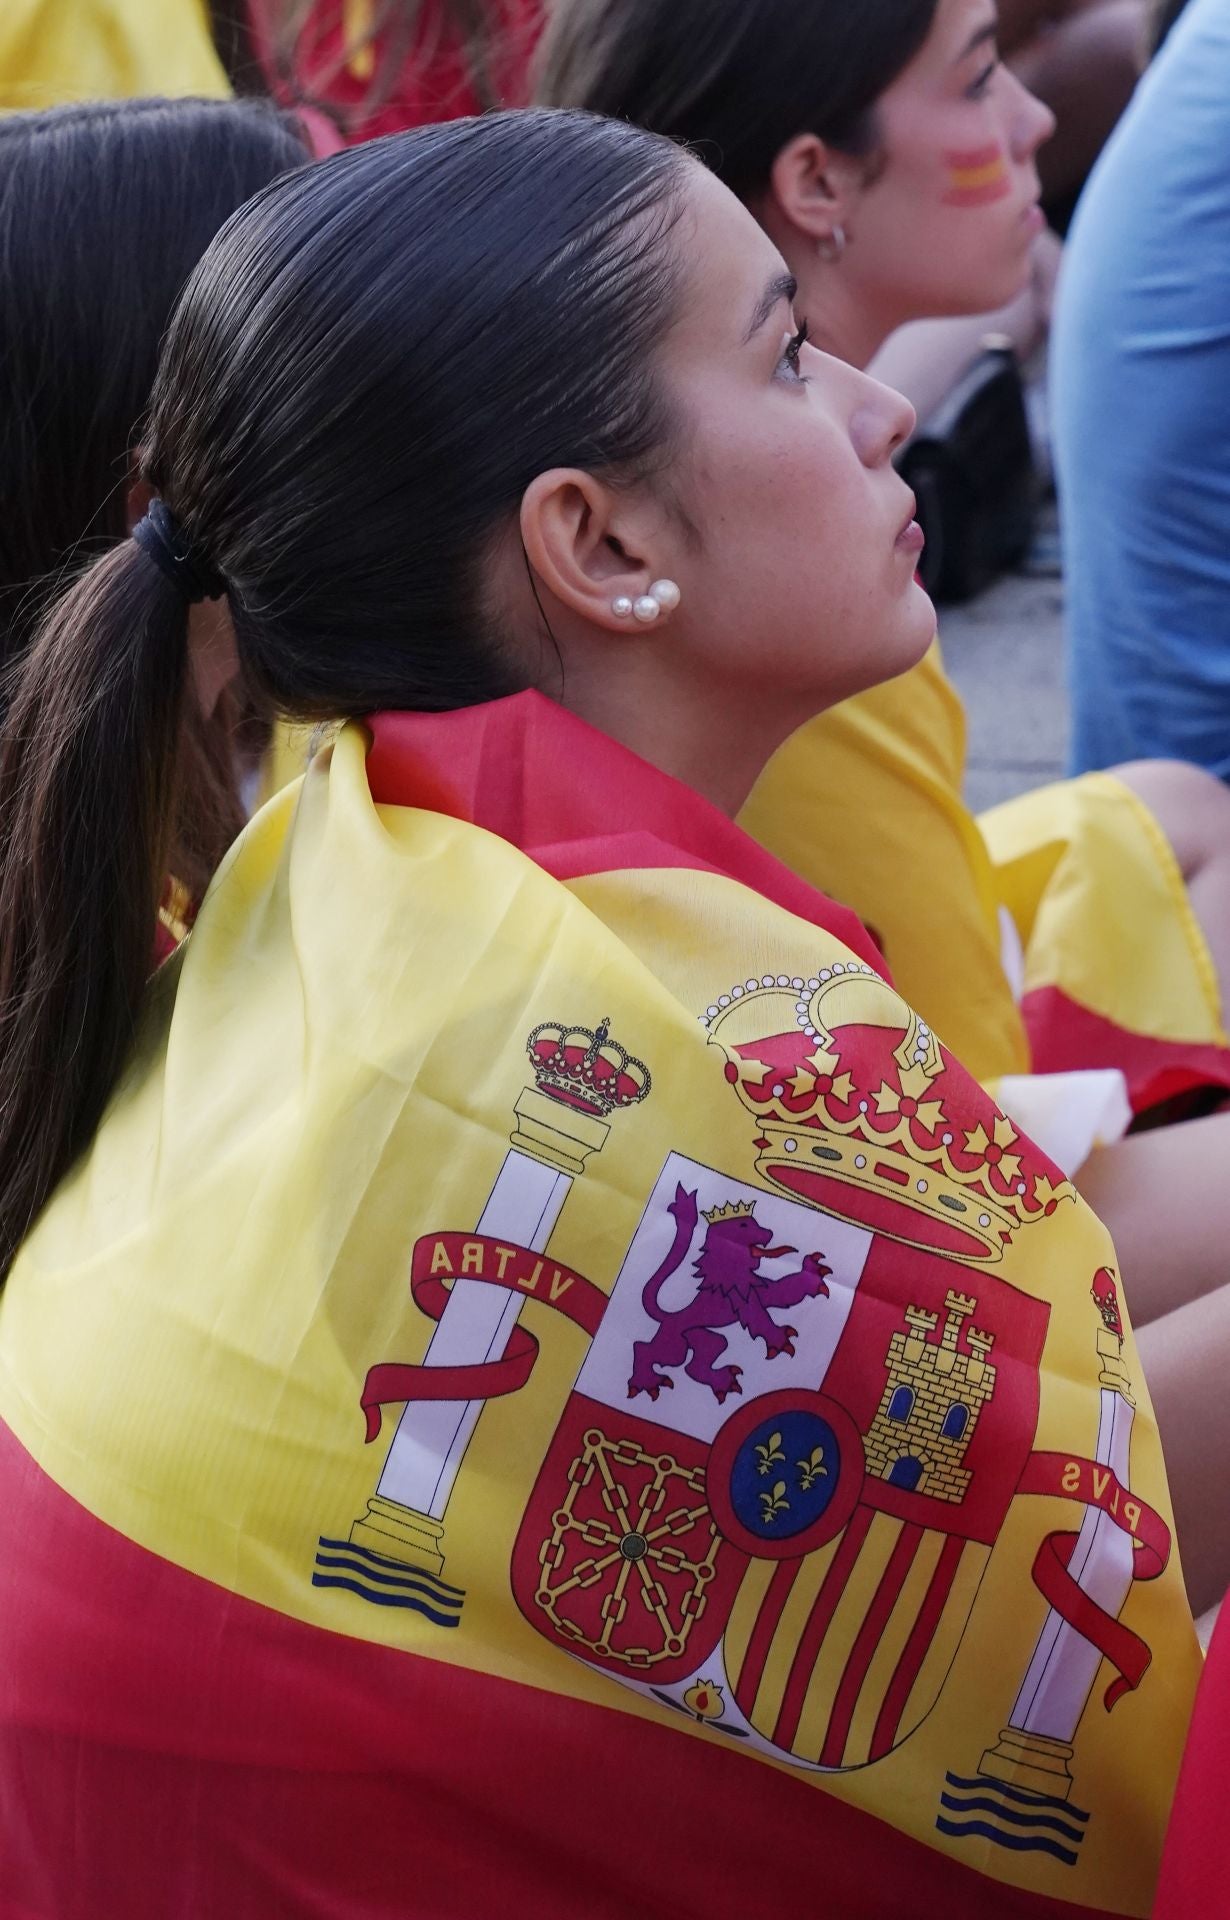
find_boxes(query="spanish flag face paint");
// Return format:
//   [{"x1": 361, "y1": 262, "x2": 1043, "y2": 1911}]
[{"x1": 941, "y1": 143, "x2": 1012, "y2": 209}]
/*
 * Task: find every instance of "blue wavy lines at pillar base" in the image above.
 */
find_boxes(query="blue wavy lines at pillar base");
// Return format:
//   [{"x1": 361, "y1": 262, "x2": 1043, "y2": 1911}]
[
  {"x1": 312, "y1": 1536, "x2": 466, "y2": 1627},
  {"x1": 936, "y1": 1771, "x2": 1089, "y2": 1868}
]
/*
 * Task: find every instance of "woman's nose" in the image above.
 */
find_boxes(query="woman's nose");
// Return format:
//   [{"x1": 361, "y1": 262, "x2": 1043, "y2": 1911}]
[
  {"x1": 1006, "y1": 67, "x2": 1057, "y2": 161},
  {"x1": 850, "y1": 375, "x2": 916, "y2": 467}
]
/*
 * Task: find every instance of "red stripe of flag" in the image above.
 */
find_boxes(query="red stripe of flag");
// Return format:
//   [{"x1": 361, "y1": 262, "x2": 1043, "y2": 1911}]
[
  {"x1": 365, "y1": 695, "x2": 888, "y2": 976},
  {"x1": 871, "y1": 1535, "x2": 967, "y2": 1762},
  {"x1": 820, "y1": 1523, "x2": 923, "y2": 1768},
  {"x1": 734, "y1": 1557, "x2": 801, "y2": 1719},
  {"x1": 773, "y1": 1504, "x2": 874, "y2": 1751},
  {"x1": 1022, "y1": 983, "x2": 1230, "y2": 1113},
  {"x1": 944, "y1": 180, "x2": 1013, "y2": 208},
  {"x1": 941, "y1": 143, "x2": 1004, "y2": 168},
  {"x1": 1155, "y1": 1604, "x2": 1230, "y2": 1916},
  {"x1": 0, "y1": 1421, "x2": 1114, "y2": 1919}
]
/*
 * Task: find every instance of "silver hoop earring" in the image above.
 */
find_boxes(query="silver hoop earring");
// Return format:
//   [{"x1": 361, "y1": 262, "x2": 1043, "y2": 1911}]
[{"x1": 818, "y1": 223, "x2": 846, "y2": 264}]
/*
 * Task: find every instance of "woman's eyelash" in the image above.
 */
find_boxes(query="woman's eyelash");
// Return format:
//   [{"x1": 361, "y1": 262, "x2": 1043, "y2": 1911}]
[
  {"x1": 967, "y1": 59, "x2": 998, "y2": 98},
  {"x1": 784, "y1": 319, "x2": 810, "y2": 373}
]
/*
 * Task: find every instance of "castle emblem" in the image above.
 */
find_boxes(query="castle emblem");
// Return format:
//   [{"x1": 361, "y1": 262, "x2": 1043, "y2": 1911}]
[{"x1": 863, "y1": 1291, "x2": 996, "y2": 1502}]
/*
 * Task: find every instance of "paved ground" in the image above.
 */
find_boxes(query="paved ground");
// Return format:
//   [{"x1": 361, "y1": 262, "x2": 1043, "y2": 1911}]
[{"x1": 939, "y1": 501, "x2": 1068, "y2": 816}]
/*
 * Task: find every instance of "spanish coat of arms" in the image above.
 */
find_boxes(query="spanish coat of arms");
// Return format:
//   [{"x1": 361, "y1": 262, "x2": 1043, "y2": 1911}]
[{"x1": 337, "y1": 965, "x2": 1171, "y2": 1866}]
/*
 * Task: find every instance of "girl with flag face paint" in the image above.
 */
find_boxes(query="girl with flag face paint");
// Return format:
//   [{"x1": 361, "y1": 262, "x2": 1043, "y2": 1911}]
[
  {"x1": 540, "y1": 0, "x2": 1230, "y2": 1624},
  {"x1": 0, "y1": 111, "x2": 1201, "y2": 1920}
]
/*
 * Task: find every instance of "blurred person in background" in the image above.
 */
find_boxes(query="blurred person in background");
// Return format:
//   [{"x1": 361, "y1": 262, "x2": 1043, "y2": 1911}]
[
  {"x1": 0, "y1": 0, "x2": 229, "y2": 109},
  {"x1": 245, "y1": 0, "x2": 543, "y2": 146},
  {"x1": 1054, "y1": 0, "x2": 1230, "y2": 782},
  {"x1": 874, "y1": 0, "x2": 1155, "y2": 428},
  {"x1": 0, "y1": 96, "x2": 308, "y2": 934},
  {"x1": 998, "y1": 0, "x2": 1149, "y2": 224},
  {"x1": 1149, "y1": 0, "x2": 1193, "y2": 42},
  {"x1": 0, "y1": 1, "x2": 541, "y2": 148}
]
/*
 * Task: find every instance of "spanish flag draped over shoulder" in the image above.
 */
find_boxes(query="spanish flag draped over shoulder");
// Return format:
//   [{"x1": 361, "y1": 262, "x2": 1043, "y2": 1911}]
[
  {"x1": 741, "y1": 645, "x2": 1230, "y2": 1172},
  {"x1": 0, "y1": 693, "x2": 1201, "y2": 1919}
]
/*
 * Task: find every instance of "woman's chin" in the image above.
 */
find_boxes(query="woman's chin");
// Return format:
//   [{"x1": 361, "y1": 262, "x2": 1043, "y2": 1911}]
[
  {"x1": 893, "y1": 588, "x2": 940, "y2": 672},
  {"x1": 836, "y1": 601, "x2": 939, "y2": 705},
  {"x1": 924, "y1": 258, "x2": 1034, "y2": 321}
]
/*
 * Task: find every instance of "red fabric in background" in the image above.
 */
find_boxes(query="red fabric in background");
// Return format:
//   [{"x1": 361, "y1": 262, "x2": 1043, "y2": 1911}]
[
  {"x1": 247, "y1": 0, "x2": 543, "y2": 148},
  {"x1": 1153, "y1": 1607, "x2": 1230, "y2": 1917},
  {"x1": 366, "y1": 692, "x2": 890, "y2": 976},
  {"x1": 0, "y1": 1417, "x2": 1110, "y2": 1920},
  {"x1": 1023, "y1": 983, "x2": 1230, "y2": 1114}
]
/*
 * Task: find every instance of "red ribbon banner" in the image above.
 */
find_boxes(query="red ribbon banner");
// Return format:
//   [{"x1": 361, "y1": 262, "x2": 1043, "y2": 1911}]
[
  {"x1": 1018, "y1": 1450, "x2": 1172, "y2": 1710},
  {"x1": 361, "y1": 1232, "x2": 608, "y2": 1442}
]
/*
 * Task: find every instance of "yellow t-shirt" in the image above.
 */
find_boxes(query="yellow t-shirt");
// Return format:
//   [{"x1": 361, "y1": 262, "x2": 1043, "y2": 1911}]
[
  {"x1": 741, "y1": 646, "x2": 1229, "y2": 1142},
  {"x1": 741, "y1": 642, "x2": 1031, "y2": 1084}
]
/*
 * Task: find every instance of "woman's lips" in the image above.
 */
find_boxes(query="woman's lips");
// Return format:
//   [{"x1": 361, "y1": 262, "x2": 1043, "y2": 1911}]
[{"x1": 896, "y1": 512, "x2": 925, "y2": 556}]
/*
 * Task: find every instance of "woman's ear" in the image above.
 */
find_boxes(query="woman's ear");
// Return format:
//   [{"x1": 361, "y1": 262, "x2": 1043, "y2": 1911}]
[
  {"x1": 520, "y1": 468, "x2": 675, "y2": 635},
  {"x1": 768, "y1": 132, "x2": 865, "y2": 252}
]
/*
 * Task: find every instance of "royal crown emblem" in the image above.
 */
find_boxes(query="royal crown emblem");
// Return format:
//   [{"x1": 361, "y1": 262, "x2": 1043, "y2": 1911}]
[
  {"x1": 702, "y1": 968, "x2": 1073, "y2": 1263},
  {"x1": 702, "y1": 1198, "x2": 756, "y2": 1224},
  {"x1": 527, "y1": 1016, "x2": 651, "y2": 1118}
]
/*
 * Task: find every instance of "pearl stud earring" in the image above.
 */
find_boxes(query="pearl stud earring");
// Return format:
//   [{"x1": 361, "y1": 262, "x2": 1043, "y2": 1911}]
[
  {"x1": 818, "y1": 224, "x2": 846, "y2": 264},
  {"x1": 612, "y1": 578, "x2": 681, "y2": 622}
]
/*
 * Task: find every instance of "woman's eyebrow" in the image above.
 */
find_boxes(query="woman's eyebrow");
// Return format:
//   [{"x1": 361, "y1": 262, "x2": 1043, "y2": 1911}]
[
  {"x1": 743, "y1": 272, "x2": 798, "y2": 344},
  {"x1": 954, "y1": 13, "x2": 998, "y2": 63}
]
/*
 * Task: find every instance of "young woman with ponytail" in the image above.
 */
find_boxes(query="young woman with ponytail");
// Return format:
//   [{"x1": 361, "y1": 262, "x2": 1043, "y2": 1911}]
[{"x1": 0, "y1": 109, "x2": 1200, "y2": 1919}]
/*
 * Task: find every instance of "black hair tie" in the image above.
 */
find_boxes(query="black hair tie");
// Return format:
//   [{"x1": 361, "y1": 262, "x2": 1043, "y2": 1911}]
[{"x1": 132, "y1": 499, "x2": 225, "y2": 604}]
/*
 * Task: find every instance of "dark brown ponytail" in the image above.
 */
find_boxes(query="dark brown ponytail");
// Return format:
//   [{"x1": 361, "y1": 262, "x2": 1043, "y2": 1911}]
[{"x1": 0, "y1": 541, "x2": 235, "y2": 1273}]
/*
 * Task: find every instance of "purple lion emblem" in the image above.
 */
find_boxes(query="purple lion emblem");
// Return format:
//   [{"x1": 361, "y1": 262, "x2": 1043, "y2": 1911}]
[{"x1": 628, "y1": 1185, "x2": 831, "y2": 1404}]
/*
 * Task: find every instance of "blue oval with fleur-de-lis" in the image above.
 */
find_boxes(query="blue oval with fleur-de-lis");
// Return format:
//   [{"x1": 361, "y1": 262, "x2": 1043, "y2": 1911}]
[{"x1": 729, "y1": 1409, "x2": 841, "y2": 1540}]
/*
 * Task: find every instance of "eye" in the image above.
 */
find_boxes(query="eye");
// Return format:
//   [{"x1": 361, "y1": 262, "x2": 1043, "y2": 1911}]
[
  {"x1": 966, "y1": 56, "x2": 999, "y2": 99},
  {"x1": 778, "y1": 319, "x2": 811, "y2": 383}
]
